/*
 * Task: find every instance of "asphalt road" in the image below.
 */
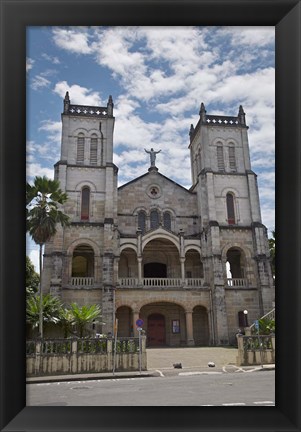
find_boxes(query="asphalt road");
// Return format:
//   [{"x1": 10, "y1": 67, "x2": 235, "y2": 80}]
[{"x1": 27, "y1": 370, "x2": 275, "y2": 406}]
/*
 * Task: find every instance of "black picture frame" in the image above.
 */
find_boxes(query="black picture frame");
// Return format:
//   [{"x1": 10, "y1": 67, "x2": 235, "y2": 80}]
[{"x1": 1, "y1": 1, "x2": 300, "y2": 431}]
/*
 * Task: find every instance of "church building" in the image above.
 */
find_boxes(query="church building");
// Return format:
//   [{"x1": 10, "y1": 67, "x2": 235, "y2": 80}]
[{"x1": 42, "y1": 92, "x2": 274, "y2": 346}]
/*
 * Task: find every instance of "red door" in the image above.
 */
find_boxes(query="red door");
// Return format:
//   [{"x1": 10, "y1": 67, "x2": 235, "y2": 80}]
[{"x1": 147, "y1": 314, "x2": 166, "y2": 346}]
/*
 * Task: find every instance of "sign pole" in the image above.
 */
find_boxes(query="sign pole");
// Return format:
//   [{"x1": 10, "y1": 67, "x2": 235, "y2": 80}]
[
  {"x1": 135, "y1": 318, "x2": 144, "y2": 375},
  {"x1": 113, "y1": 318, "x2": 118, "y2": 375},
  {"x1": 138, "y1": 328, "x2": 142, "y2": 375}
]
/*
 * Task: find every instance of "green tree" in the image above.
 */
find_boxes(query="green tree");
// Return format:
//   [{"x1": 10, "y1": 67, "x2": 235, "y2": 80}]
[
  {"x1": 26, "y1": 255, "x2": 40, "y2": 297},
  {"x1": 26, "y1": 293, "x2": 64, "y2": 331},
  {"x1": 69, "y1": 303, "x2": 102, "y2": 338},
  {"x1": 26, "y1": 176, "x2": 70, "y2": 338},
  {"x1": 268, "y1": 230, "x2": 275, "y2": 280}
]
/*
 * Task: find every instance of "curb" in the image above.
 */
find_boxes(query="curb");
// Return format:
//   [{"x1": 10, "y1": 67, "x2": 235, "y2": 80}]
[{"x1": 26, "y1": 372, "x2": 154, "y2": 384}]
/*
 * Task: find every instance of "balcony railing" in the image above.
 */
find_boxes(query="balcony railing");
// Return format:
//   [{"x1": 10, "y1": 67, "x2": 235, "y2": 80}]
[
  {"x1": 227, "y1": 278, "x2": 248, "y2": 288},
  {"x1": 71, "y1": 277, "x2": 94, "y2": 286},
  {"x1": 118, "y1": 278, "x2": 204, "y2": 288}
]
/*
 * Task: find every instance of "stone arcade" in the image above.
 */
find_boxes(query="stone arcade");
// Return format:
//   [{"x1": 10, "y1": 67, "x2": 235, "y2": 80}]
[{"x1": 42, "y1": 93, "x2": 274, "y2": 346}]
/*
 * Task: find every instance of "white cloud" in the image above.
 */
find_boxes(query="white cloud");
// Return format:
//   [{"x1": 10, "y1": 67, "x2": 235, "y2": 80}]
[
  {"x1": 26, "y1": 57, "x2": 34, "y2": 72},
  {"x1": 218, "y1": 26, "x2": 275, "y2": 47},
  {"x1": 52, "y1": 28, "x2": 93, "y2": 54},
  {"x1": 26, "y1": 162, "x2": 54, "y2": 181},
  {"x1": 31, "y1": 75, "x2": 51, "y2": 90},
  {"x1": 39, "y1": 120, "x2": 62, "y2": 144},
  {"x1": 53, "y1": 81, "x2": 103, "y2": 105},
  {"x1": 42, "y1": 53, "x2": 60, "y2": 64}
]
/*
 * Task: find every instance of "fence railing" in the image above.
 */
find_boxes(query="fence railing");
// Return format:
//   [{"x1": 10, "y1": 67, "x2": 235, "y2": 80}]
[
  {"x1": 26, "y1": 336, "x2": 147, "y2": 376},
  {"x1": 236, "y1": 335, "x2": 275, "y2": 366}
]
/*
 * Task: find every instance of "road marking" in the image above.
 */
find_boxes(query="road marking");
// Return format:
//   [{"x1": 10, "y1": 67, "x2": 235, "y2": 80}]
[
  {"x1": 253, "y1": 401, "x2": 274, "y2": 405},
  {"x1": 223, "y1": 403, "x2": 246, "y2": 406},
  {"x1": 156, "y1": 370, "x2": 165, "y2": 377},
  {"x1": 179, "y1": 371, "x2": 222, "y2": 376}
]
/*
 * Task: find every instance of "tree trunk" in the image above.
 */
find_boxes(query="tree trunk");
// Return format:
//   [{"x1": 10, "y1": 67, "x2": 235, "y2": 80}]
[{"x1": 39, "y1": 244, "x2": 43, "y2": 339}]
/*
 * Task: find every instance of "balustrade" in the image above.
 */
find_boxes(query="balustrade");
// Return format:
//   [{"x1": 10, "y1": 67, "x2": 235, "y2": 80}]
[
  {"x1": 118, "y1": 277, "x2": 204, "y2": 288},
  {"x1": 227, "y1": 278, "x2": 248, "y2": 288},
  {"x1": 71, "y1": 277, "x2": 94, "y2": 286}
]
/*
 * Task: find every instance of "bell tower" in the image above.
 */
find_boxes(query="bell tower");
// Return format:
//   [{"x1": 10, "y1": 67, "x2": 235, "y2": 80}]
[
  {"x1": 189, "y1": 104, "x2": 274, "y2": 345},
  {"x1": 42, "y1": 92, "x2": 118, "y2": 335}
]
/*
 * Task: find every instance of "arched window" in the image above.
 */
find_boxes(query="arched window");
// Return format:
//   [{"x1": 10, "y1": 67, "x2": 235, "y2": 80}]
[
  {"x1": 81, "y1": 187, "x2": 90, "y2": 220},
  {"x1": 226, "y1": 248, "x2": 245, "y2": 278},
  {"x1": 217, "y1": 145, "x2": 225, "y2": 171},
  {"x1": 228, "y1": 146, "x2": 236, "y2": 170},
  {"x1": 138, "y1": 211, "x2": 146, "y2": 234},
  {"x1": 72, "y1": 244, "x2": 94, "y2": 277},
  {"x1": 150, "y1": 209, "x2": 159, "y2": 229},
  {"x1": 163, "y1": 212, "x2": 171, "y2": 230},
  {"x1": 226, "y1": 193, "x2": 235, "y2": 224},
  {"x1": 77, "y1": 134, "x2": 85, "y2": 163},
  {"x1": 90, "y1": 135, "x2": 98, "y2": 165}
]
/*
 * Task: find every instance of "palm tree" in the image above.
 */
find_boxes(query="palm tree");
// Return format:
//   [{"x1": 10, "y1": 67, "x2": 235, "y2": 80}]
[
  {"x1": 69, "y1": 303, "x2": 102, "y2": 338},
  {"x1": 26, "y1": 293, "x2": 64, "y2": 332},
  {"x1": 26, "y1": 176, "x2": 70, "y2": 339}
]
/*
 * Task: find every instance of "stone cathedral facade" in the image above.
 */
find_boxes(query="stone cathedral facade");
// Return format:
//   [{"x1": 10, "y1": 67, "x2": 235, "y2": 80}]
[{"x1": 42, "y1": 92, "x2": 274, "y2": 346}]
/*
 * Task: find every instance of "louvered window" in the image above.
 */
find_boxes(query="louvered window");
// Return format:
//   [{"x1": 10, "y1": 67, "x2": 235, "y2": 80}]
[
  {"x1": 90, "y1": 136, "x2": 98, "y2": 165},
  {"x1": 226, "y1": 193, "x2": 235, "y2": 224},
  {"x1": 217, "y1": 146, "x2": 225, "y2": 171},
  {"x1": 81, "y1": 187, "x2": 90, "y2": 220},
  {"x1": 229, "y1": 146, "x2": 236, "y2": 170},
  {"x1": 77, "y1": 135, "x2": 85, "y2": 163}
]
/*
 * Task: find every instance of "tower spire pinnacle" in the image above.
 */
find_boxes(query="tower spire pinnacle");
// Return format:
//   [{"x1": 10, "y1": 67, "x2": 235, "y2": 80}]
[{"x1": 63, "y1": 91, "x2": 70, "y2": 114}]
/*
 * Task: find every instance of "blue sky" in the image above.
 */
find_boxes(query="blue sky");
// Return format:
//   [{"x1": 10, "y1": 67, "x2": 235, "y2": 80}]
[{"x1": 26, "y1": 26, "x2": 275, "y2": 270}]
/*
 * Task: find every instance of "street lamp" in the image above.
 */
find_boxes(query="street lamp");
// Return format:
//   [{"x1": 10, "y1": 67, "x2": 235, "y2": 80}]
[{"x1": 243, "y1": 309, "x2": 249, "y2": 327}]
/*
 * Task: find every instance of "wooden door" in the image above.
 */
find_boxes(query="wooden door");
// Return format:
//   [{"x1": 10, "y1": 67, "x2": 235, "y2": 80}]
[{"x1": 147, "y1": 314, "x2": 166, "y2": 346}]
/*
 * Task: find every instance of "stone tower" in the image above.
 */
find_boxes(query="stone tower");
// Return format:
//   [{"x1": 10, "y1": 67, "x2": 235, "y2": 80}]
[
  {"x1": 42, "y1": 92, "x2": 118, "y2": 334},
  {"x1": 189, "y1": 103, "x2": 274, "y2": 344}
]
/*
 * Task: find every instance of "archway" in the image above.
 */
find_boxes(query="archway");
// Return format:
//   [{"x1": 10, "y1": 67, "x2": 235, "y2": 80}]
[{"x1": 140, "y1": 302, "x2": 186, "y2": 347}]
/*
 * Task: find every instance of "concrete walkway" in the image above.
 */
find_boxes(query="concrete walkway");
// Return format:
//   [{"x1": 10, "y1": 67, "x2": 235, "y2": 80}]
[{"x1": 146, "y1": 347, "x2": 238, "y2": 370}]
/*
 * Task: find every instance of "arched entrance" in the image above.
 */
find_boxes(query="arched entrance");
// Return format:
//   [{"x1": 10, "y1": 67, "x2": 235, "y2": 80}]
[
  {"x1": 147, "y1": 313, "x2": 165, "y2": 346},
  {"x1": 140, "y1": 302, "x2": 186, "y2": 347}
]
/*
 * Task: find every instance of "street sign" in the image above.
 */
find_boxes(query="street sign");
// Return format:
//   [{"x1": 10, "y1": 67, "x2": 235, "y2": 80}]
[
  {"x1": 137, "y1": 327, "x2": 142, "y2": 331},
  {"x1": 136, "y1": 318, "x2": 144, "y2": 327}
]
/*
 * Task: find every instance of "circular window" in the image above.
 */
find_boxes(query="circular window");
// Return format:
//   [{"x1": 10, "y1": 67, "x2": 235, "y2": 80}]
[{"x1": 147, "y1": 185, "x2": 161, "y2": 199}]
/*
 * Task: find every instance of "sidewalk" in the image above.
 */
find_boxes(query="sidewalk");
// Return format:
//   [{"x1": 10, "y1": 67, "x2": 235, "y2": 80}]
[{"x1": 26, "y1": 347, "x2": 275, "y2": 384}]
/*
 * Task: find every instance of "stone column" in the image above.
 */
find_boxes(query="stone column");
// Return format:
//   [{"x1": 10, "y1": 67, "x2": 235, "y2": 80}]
[
  {"x1": 137, "y1": 257, "x2": 142, "y2": 284},
  {"x1": 180, "y1": 258, "x2": 185, "y2": 282},
  {"x1": 185, "y1": 310, "x2": 195, "y2": 346}
]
